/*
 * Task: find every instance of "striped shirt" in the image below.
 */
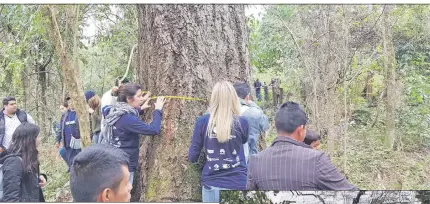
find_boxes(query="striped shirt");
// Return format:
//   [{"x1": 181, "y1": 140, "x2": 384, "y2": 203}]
[{"x1": 247, "y1": 136, "x2": 358, "y2": 190}]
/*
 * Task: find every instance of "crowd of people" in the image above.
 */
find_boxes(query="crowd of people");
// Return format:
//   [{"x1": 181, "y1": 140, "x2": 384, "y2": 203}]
[
  {"x1": 0, "y1": 78, "x2": 357, "y2": 202},
  {"x1": 253, "y1": 78, "x2": 282, "y2": 104}
]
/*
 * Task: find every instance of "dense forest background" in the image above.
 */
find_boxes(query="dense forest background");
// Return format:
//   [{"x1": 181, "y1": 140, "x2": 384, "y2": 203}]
[{"x1": 0, "y1": 4, "x2": 429, "y2": 202}]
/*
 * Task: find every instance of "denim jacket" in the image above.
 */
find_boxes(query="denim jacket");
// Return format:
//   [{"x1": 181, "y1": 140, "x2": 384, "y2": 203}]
[{"x1": 239, "y1": 99, "x2": 269, "y2": 159}]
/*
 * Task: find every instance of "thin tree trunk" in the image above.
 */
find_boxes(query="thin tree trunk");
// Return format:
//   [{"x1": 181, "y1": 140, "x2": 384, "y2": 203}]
[
  {"x1": 136, "y1": 5, "x2": 250, "y2": 202},
  {"x1": 342, "y1": 5, "x2": 349, "y2": 173},
  {"x1": 381, "y1": 5, "x2": 396, "y2": 150},
  {"x1": 47, "y1": 5, "x2": 91, "y2": 147}
]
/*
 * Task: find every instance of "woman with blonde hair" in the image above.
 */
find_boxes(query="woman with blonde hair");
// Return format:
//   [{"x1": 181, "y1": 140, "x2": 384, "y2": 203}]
[{"x1": 188, "y1": 81, "x2": 249, "y2": 203}]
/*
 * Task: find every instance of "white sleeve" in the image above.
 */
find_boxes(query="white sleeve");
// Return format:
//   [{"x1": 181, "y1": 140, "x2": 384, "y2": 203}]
[
  {"x1": 101, "y1": 90, "x2": 113, "y2": 111},
  {"x1": 26, "y1": 114, "x2": 36, "y2": 125}
]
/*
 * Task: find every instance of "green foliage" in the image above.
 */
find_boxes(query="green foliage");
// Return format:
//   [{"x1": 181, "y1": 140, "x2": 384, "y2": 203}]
[
  {"x1": 220, "y1": 191, "x2": 275, "y2": 204},
  {"x1": 39, "y1": 136, "x2": 69, "y2": 202},
  {"x1": 252, "y1": 5, "x2": 430, "y2": 192},
  {"x1": 80, "y1": 5, "x2": 137, "y2": 95},
  {"x1": 0, "y1": 5, "x2": 53, "y2": 96},
  {"x1": 248, "y1": 5, "x2": 299, "y2": 74}
]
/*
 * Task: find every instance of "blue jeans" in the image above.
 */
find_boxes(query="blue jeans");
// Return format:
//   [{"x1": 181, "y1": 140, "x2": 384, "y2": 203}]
[
  {"x1": 256, "y1": 89, "x2": 261, "y2": 101},
  {"x1": 202, "y1": 185, "x2": 230, "y2": 203},
  {"x1": 64, "y1": 147, "x2": 81, "y2": 172},
  {"x1": 92, "y1": 132, "x2": 100, "y2": 144}
]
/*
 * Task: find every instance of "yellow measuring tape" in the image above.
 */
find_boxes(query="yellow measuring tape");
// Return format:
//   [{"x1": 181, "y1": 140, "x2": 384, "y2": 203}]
[
  {"x1": 141, "y1": 91, "x2": 207, "y2": 102},
  {"x1": 151, "y1": 96, "x2": 207, "y2": 102}
]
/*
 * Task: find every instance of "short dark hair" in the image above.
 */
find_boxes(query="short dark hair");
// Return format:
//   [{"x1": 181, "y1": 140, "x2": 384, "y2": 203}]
[
  {"x1": 233, "y1": 82, "x2": 250, "y2": 99},
  {"x1": 70, "y1": 144, "x2": 129, "y2": 202},
  {"x1": 275, "y1": 102, "x2": 308, "y2": 134},
  {"x1": 117, "y1": 83, "x2": 141, "y2": 103},
  {"x1": 3, "y1": 96, "x2": 16, "y2": 106},
  {"x1": 304, "y1": 129, "x2": 321, "y2": 145},
  {"x1": 116, "y1": 77, "x2": 130, "y2": 87},
  {"x1": 62, "y1": 101, "x2": 69, "y2": 108}
]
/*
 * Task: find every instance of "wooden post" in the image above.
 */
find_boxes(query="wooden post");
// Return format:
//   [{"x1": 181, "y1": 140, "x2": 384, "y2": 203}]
[
  {"x1": 272, "y1": 86, "x2": 277, "y2": 107},
  {"x1": 280, "y1": 88, "x2": 284, "y2": 104}
]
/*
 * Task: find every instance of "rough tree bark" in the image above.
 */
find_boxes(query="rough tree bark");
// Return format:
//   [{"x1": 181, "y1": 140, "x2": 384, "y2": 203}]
[
  {"x1": 381, "y1": 5, "x2": 396, "y2": 150},
  {"x1": 46, "y1": 5, "x2": 91, "y2": 147},
  {"x1": 135, "y1": 5, "x2": 251, "y2": 202}
]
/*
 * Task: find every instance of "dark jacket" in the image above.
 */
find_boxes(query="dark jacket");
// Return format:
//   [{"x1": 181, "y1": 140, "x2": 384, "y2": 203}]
[
  {"x1": 247, "y1": 136, "x2": 358, "y2": 191},
  {"x1": 254, "y1": 81, "x2": 262, "y2": 91},
  {"x1": 107, "y1": 109, "x2": 162, "y2": 172},
  {"x1": 56, "y1": 110, "x2": 80, "y2": 148},
  {"x1": 0, "y1": 109, "x2": 27, "y2": 149},
  {"x1": 188, "y1": 114, "x2": 249, "y2": 190},
  {"x1": 0, "y1": 153, "x2": 46, "y2": 202}
]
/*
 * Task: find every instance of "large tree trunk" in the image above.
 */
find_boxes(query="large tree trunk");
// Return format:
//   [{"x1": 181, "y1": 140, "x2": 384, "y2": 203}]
[
  {"x1": 135, "y1": 5, "x2": 250, "y2": 202},
  {"x1": 381, "y1": 5, "x2": 397, "y2": 150}
]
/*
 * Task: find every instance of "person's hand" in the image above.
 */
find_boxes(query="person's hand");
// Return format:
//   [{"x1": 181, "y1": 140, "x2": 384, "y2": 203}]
[
  {"x1": 39, "y1": 175, "x2": 47, "y2": 188},
  {"x1": 142, "y1": 92, "x2": 151, "y2": 102},
  {"x1": 140, "y1": 98, "x2": 151, "y2": 110},
  {"x1": 111, "y1": 86, "x2": 119, "y2": 96},
  {"x1": 154, "y1": 97, "x2": 166, "y2": 110},
  {"x1": 55, "y1": 142, "x2": 60, "y2": 149}
]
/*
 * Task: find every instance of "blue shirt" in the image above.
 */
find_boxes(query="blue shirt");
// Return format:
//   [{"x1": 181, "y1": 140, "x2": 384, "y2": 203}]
[
  {"x1": 188, "y1": 114, "x2": 249, "y2": 190},
  {"x1": 111, "y1": 109, "x2": 162, "y2": 172},
  {"x1": 56, "y1": 110, "x2": 80, "y2": 148}
]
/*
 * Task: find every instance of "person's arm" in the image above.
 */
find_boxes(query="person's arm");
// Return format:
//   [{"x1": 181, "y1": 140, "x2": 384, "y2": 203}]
[
  {"x1": 241, "y1": 118, "x2": 249, "y2": 144},
  {"x1": 316, "y1": 153, "x2": 359, "y2": 190},
  {"x1": 26, "y1": 113, "x2": 36, "y2": 125},
  {"x1": 124, "y1": 110, "x2": 163, "y2": 135},
  {"x1": 259, "y1": 114, "x2": 269, "y2": 132},
  {"x1": 246, "y1": 155, "x2": 258, "y2": 190},
  {"x1": 40, "y1": 173, "x2": 48, "y2": 182},
  {"x1": 188, "y1": 118, "x2": 204, "y2": 163},
  {"x1": 74, "y1": 113, "x2": 81, "y2": 139},
  {"x1": 56, "y1": 115, "x2": 64, "y2": 144},
  {"x1": 3, "y1": 157, "x2": 23, "y2": 202}
]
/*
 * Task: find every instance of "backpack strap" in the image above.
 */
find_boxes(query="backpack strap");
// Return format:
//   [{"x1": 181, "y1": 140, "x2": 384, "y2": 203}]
[{"x1": 16, "y1": 110, "x2": 27, "y2": 123}]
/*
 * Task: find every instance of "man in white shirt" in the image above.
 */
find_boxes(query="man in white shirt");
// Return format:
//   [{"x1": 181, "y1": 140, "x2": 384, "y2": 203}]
[{"x1": 0, "y1": 97, "x2": 36, "y2": 152}]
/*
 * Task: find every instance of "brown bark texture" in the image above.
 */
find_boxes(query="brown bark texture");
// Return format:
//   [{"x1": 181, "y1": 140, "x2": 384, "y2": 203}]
[{"x1": 135, "y1": 5, "x2": 251, "y2": 202}]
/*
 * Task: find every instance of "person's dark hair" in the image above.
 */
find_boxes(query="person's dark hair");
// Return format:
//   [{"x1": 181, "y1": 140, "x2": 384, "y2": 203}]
[
  {"x1": 115, "y1": 77, "x2": 130, "y2": 87},
  {"x1": 70, "y1": 144, "x2": 129, "y2": 202},
  {"x1": 304, "y1": 129, "x2": 321, "y2": 145},
  {"x1": 233, "y1": 82, "x2": 250, "y2": 99},
  {"x1": 8, "y1": 122, "x2": 40, "y2": 173},
  {"x1": 275, "y1": 101, "x2": 308, "y2": 134},
  {"x1": 3, "y1": 96, "x2": 16, "y2": 107},
  {"x1": 117, "y1": 83, "x2": 141, "y2": 103},
  {"x1": 63, "y1": 101, "x2": 69, "y2": 108}
]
